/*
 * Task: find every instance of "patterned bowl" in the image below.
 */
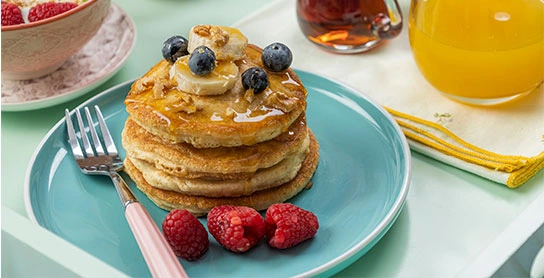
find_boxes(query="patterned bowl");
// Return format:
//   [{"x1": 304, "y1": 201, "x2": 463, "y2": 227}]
[{"x1": 1, "y1": 0, "x2": 111, "y2": 80}]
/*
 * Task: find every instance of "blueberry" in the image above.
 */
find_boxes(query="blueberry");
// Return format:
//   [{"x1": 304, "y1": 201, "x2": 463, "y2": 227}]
[
  {"x1": 261, "y1": 42, "x2": 293, "y2": 72},
  {"x1": 188, "y1": 46, "x2": 216, "y2": 76},
  {"x1": 242, "y1": 67, "x2": 269, "y2": 94},
  {"x1": 162, "y1": 35, "x2": 189, "y2": 63}
]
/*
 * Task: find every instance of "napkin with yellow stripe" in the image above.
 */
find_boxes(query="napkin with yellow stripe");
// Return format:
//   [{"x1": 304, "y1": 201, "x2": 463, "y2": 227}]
[
  {"x1": 385, "y1": 107, "x2": 544, "y2": 188},
  {"x1": 235, "y1": 0, "x2": 544, "y2": 188}
]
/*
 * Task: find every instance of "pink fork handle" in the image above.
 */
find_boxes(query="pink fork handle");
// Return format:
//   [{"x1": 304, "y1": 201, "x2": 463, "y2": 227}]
[{"x1": 125, "y1": 202, "x2": 188, "y2": 278}]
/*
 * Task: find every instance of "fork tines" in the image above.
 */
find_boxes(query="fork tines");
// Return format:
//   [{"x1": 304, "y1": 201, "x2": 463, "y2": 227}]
[{"x1": 65, "y1": 105, "x2": 119, "y2": 159}]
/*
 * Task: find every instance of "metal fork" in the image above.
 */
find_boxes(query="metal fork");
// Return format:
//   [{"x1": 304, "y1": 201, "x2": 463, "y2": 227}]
[{"x1": 65, "y1": 105, "x2": 187, "y2": 278}]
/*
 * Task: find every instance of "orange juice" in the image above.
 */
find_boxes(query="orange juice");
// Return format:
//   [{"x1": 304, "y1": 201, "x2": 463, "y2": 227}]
[{"x1": 409, "y1": 0, "x2": 544, "y2": 103}]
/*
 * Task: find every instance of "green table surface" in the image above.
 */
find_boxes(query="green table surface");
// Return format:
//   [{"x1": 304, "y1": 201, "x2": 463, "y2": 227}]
[{"x1": 3, "y1": 0, "x2": 544, "y2": 277}]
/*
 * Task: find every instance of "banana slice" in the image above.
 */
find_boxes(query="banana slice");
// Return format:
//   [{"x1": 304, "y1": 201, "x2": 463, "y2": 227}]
[
  {"x1": 188, "y1": 25, "x2": 248, "y2": 61},
  {"x1": 170, "y1": 55, "x2": 239, "y2": 96}
]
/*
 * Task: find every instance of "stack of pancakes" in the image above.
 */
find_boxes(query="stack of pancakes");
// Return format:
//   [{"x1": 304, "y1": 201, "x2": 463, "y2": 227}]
[{"x1": 122, "y1": 25, "x2": 319, "y2": 216}]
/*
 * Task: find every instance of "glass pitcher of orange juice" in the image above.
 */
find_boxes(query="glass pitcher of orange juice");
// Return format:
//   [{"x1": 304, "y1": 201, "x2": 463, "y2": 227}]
[{"x1": 409, "y1": 0, "x2": 543, "y2": 105}]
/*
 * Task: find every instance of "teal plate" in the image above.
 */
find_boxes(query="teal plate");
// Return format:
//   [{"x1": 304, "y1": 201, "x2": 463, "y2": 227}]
[{"x1": 25, "y1": 69, "x2": 411, "y2": 277}]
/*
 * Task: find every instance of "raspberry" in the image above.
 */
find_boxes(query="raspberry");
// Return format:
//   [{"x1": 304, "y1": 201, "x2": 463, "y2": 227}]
[
  {"x1": 1, "y1": 2, "x2": 24, "y2": 26},
  {"x1": 265, "y1": 203, "x2": 319, "y2": 249},
  {"x1": 162, "y1": 209, "x2": 209, "y2": 261},
  {"x1": 207, "y1": 205, "x2": 266, "y2": 253},
  {"x1": 28, "y1": 2, "x2": 78, "y2": 22}
]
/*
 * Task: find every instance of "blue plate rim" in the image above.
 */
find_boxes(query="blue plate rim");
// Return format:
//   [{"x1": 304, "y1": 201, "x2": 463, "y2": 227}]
[
  {"x1": 293, "y1": 69, "x2": 411, "y2": 276},
  {"x1": 24, "y1": 69, "x2": 411, "y2": 277},
  {"x1": 23, "y1": 78, "x2": 135, "y2": 223}
]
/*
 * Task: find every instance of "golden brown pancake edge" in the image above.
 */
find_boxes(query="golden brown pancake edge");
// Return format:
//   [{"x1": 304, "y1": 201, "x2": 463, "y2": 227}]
[{"x1": 123, "y1": 130, "x2": 320, "y2": 216}]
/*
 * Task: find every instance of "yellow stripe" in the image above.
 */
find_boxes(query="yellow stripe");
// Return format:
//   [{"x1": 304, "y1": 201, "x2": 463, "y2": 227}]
[
  {"x1": 384, "y1": 106, "x2": 544, "y2": 187},
  {"x1": 396, "y1": 119, "x2": 529, "y2": 171},
  {"x1": 400, "y1": 123, "x2": 523, "y2": 172},
  {"x1": 507, "y1": 151, "x2": 544, "y2": 188},
  {"x1": 385, "y1": 107, "x2": 529, "y2": 164}
]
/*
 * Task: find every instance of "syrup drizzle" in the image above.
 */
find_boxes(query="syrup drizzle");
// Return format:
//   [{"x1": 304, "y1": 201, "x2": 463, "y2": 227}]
[
  {"x1": 232, "y1": 107, "x2": 284, "y2": 123},
  {"x1": 126, "y1": 47, "x2": 305, "y2": 131},
  {"x1": 281, "y1": 71, "x2": 301, "y2": 86}
]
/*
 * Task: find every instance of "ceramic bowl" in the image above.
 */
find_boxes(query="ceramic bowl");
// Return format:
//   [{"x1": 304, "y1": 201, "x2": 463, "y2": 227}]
[{"x1": 1, "y1": 0, "x2": 111, "y2": 80}]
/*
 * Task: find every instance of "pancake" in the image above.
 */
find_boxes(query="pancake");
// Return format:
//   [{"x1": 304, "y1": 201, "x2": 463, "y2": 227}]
[
  {"x1": 127, "y1": 139, "x2": 308, "y2": 197},
  {"x1": 122, "y1": 113, "x2": 309, "y2": 180},
  {"x1": 122, "y1": 25, "x2": 320, "y2": 215},
  {"x1": 123, "y1": 130, "x2": 320, "y2": 216},
  {"x1": 124, "y1": 44, "x2": 307, "y2": 148}
]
